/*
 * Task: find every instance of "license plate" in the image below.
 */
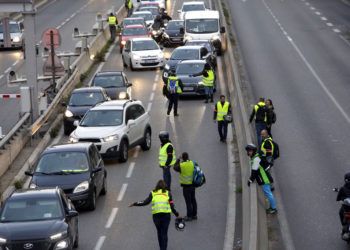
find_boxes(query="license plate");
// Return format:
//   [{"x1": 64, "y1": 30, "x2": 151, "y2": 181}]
[
  {"x1": 183, "y1": 87, "x2": 194, "y2": 91},
  {"x1": 172, "y1": 38, "x2": 181, "y2": 41},
  {"x1": 144, "y1": 60, "x2": 157, "y2": 63}
]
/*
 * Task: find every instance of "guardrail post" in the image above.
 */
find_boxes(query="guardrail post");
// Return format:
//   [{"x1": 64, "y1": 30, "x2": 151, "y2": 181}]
[
  {"x1": 20, "y1": 86, "x2": 31, "y2": 116},
  {"x1": 0, "y1": 127, "x2": 4, "y2": 139}
]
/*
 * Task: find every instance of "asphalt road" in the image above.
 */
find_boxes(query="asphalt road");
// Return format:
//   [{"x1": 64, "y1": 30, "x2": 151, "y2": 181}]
[{"x1": 227, "y1": 0, "x2": 350, "y2": 249}]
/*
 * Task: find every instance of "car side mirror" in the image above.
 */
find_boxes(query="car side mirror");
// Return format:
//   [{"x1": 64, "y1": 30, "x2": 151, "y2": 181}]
[
  {"x1": 160, "y1": 46, "x2": 164, "y2": 50},
  {"x1": 179, "y1": 27, "x2": 184, "y2": 34},
  {"x1": 73, "y1": 120, "x2": 80, "y2": 127},
  {"x1": 92, "y1": 167, "x2": 103, "y2": 173},
  {"x1": 220, "y1": 26, "x2": 226, "y2": 33},
  {"x1": 67, "y1": 210, "x2": 79, "y2": 218},
  {"x1": 25, "y1": 171, "x2": 33, "y2": 176},
  {"x1": 127, "y1": 83, "x2": 133, "y2": 87},
  {"x1": 128, "y1": 119, "x2": 136, "y2": 127}
]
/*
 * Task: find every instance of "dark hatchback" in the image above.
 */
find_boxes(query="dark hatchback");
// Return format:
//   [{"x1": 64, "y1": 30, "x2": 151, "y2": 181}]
[
  {"x1": 91, "y1": 71, "x2": 132, "y2": 100},
  {"x1": 162, "y1": 20, "x2": 184, "y2": 47},
  {"x1": 63, "y1": 87, "x2": 110, "y2": 136},
  {"x1": 26, "y1": 143, "x2": 107, "y2": 211},
  {"x1": 0, "y1": 188, "x2": 79, "y2": 250}
]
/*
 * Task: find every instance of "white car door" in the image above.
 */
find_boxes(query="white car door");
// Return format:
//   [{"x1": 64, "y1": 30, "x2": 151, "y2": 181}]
[
  {"x1": 125, "y1": 105, "x2": 139, "y2": 145},
  {"x1": 123, "y1": 40, "x2": 132, "y2": 66},
  {"x1": 134, "y1": 104, "x2": 148, "y2": 141}
]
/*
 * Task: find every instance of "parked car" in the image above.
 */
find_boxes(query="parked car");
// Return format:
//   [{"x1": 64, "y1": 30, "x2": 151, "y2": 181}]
[
  {"x1": 0, "y1": 188, "x2": 79, "y2": 249},
  {"x1": 131, "y1": 11, "x2": 154, "y2": 27},
  {"x1": 91, "y1": 71, "x2": 132, "y2": 100},
  {"x1": 184, "y1": 39, "x2": 217, "y2": 68},
  {"x1": 0, "y1": 21, "x2": 24, "y2": 49},
  {"x1": 63, "y1": 87, "x2": 110, "y2": 135},
  {"x1": 26, "y1": 143, "x2": 107, "y2": 211},
  {"x1": 70, "y1": 100, "x2": 152, "y2": 162},
  {"x1": 119, "y1": 24, "x2": 150, "y2": 53},
  {"x1": 177, "y1": 1, "x2": 206, "y2": 20},
  {"x1": 122, "y1": 38, "x2": 165, "y2": 70},
  {"x1": 162, "y1": 20, "x2": 184, "y2": 47},
  {"x1": 175, "y1": 60, "x2": 216, "y2": 96}
]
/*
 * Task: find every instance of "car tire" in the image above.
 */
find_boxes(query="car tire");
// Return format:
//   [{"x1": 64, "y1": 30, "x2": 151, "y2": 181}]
[
  {"x1": 141, "y1": 128, "x2": 152, "y2": 151},
  {"x1": 100, "y1": 174, "x2": 107, "y2": 195},
  {"x1": 87, "y1": 190, "x2": 96, "y2": 211},
  {"x1": 130, "y1": 59, "x2": 134, "y2": 71},
  {"x1": 119, "y1": 140, "x2": 129, "y2": 162},
  {"x1": 73, "y1": 228, "x2": 79, "y2": 248}
]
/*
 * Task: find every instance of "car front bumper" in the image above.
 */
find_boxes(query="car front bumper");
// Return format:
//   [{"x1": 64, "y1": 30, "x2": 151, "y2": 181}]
[{"x1": 131, "y1": 58, "x2": 165, "y2": 69}]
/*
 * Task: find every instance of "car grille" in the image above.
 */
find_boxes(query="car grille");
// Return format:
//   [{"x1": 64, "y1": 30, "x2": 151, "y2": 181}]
[
  {"x1": 78, "y1": 138, "x2": 101, "y2": 143},
  {"x1": 140, "y1": 62, "x2": 159, "y2": 66},
  {"x1": 5, "y1": 239, "x2": 51, "y2": 250}
]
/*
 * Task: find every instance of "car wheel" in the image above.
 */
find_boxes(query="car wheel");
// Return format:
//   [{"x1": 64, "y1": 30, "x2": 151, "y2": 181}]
[
  {"x1": 130, "y1": 59, "x2": 134, "y2": 71},
  {"x1": 141, "y1": 129, "x2": 152, "y2": 151},
  {"x1": 87, "y1": 190, "x2": 96, "y2": 211},
  {"x1": 73, "y1": 228, "x2": 79, "y2": 248},
  {"x1": 119, "y1": 140, "x2": 129, "y2": 162},
  {"x1": 100, "y1": 174, "x2": 107, "y2": 195}
]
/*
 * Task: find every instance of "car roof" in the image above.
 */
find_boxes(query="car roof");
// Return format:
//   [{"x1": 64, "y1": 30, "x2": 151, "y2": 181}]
[
  {"x1": 133, "y1": 11, "x2": 153, "y2": 15},
  {"x1": 43, "y1": 143, "x2": 93, "y2": 154},
  {"x1": 186, "y1": 39, "x2": 211, "y2": 43},
  {"x1": 124, "y1": 17, "x2": 144, "y2": 20},
  {"x1": 10, "y1": 188, "x2": 60, "y2": 200},
  {"x1": 130, "y1": 37, "x2": 154, "y2": 42},
  {"x1": 174, "y1": 45, "x2": 202, "y2": 50},
  {"x1": 93, "y1": 100, "x2": 142, "y2": 110},
  {"x1": 72, "y1": 87, "x2": 104, "y2": 93},
  {"x1": 124, "y1": 24, "x2": 146, "y2": 29},
  {"x1": 94, "y1": 71, "x2": 123, "y2": 76},
  {"x1": 184, "y1": 10, "x2": 219, "y2": 19},
  {"x1": 182, "y1": 1, "x2": 205, "y2": 5},
  {"x1": 178, "y1": 60, "x2": 206, "y2": 64}
]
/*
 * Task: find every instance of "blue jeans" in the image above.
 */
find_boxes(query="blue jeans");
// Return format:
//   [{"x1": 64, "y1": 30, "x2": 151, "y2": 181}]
[
  {"x1": 255, "y1": 122, "x2": 266, "y2": 146},
  {"x1": 262, "y1": 184, "x2": 276, "y2": 209},
  {"x1": 204, "y1": 86, "x2": 213, "y2": 96}
]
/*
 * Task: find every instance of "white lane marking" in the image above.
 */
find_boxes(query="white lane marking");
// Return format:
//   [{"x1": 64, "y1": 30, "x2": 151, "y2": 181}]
[
  {"x1": 126, "y1": 162, "x2": 135, "y2": 178},
  {"x1": 0, "y1": 75, "x2": 4, "y2": 80},
  {"x1": 94, "y1": 236, "x2": 106, "y2": 250},
  {"x1": 133, "y1": 149, "x2": 139, "y2": 158},
  {"x1": 65, "y1": 18, "x2": 70, "y2": 22},
  {"x1": 12, "y1": 60, "x2": 19, "y2": 67},
  {"x1": 155, "y1": 74, "x2": 159, "y2": 82},
  {"x1": 70, "y1": 13, "x2": 76, "y2": 19},
  {"x1": 310, "y1": 6, "x2": 315, "y2": 10},
  {"x1": 152, "y1": 83, "x2": 157, "y2": 91},
  {"x1": 333, "y1": 28, "x2": 341, "y2": 33},
  {"x1": 149, "y1": 92, "x2": 155, "y2": 101},
  {"x1": 326, "y1": 22, "x2": 333, "y2": 27},
  {"x1": 305, "y1": 2, "x2": 310, "y2": 5},
  {"x1": 56, "y1": 25, "x2": 62, "y2": 29},
  {"x1": 105, "y1": 207, "x2": 118, "y2": 228},
  {"x1": 117, "y1": 183, "x2": 128, "y2": 201},
  {"x1": 321, "y1": 17, "x2": 327, "y2": 21},
  {"x1": 315, "y1": 11, "x2": 321, "y2": 15},
  {"x1": 4, "y1": 67, "x2": 11, "y2": 74},
  {"x1": 147, "y1": 102, "x2": 152, "y2": 112}
]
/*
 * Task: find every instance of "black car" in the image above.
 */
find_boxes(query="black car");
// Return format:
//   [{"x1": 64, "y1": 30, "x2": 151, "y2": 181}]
[
  {"x1": 184, "y1": 39, "x2": 217, "y2": 68},
  {"x1": 0, "y1": 188, "x2": 79, "y2": 250},
  {"x1": 63, "y1": 87, "x2": 110, "y2": 135},
  {"x1": 91, "y1": 71, "x2": 132, "y2": 100},
  {"x1": 175, "y1": 60, "x2": 216, "y2": 96},
  {"x1": 162, "y1": 20, "x2": 184, "y2": 47},
  {"x1": 162, "y1": 45, "x2": 205, "y2": 83},
  {"x1": 26, "y1": 143, "x2": 107, "y2": 211}
]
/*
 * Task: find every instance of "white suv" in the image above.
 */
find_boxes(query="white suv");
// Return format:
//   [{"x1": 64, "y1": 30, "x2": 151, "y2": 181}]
[{"x1": 69, "y1": 100, "x2": 152, "y2": 162}]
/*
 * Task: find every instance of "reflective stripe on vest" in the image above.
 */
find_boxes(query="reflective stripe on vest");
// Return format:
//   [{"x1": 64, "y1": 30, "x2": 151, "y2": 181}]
[
  {"x1": 202, "y1": 70, "x2": 214, "y2": 87},
  {"x1": 167, "y1": 76, "x2": 182, "y2": 94},
  {"x1": 261, "y1": 137, "x2": 274, "y2": 156},
  {"x1": 151, "y1": 190, "x2": 171, "y2": 214},
  {"x1": 108, "y1": 16, "x2": 117, "y2": 25},
  {"x1": 216, "y1": 101, "x2": 229, "y2": 121},
  {"x1": 252, "y1": 154, "x2": 270, "y2": 184},
  {"x1": 179, "y1": 160, "x2": 194, "y2": 185},
  {"x1": 159, "y1": 142, "x2": 176, "y2": 166},
  {"x1": 128, "y1": 0, "x2": 133, "y2": 9}
]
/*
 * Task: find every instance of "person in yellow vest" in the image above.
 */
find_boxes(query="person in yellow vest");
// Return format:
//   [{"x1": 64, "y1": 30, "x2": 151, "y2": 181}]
[
  {"x1": 108, "y1": 13, "x2": 118, "y2": 41},
  {"x1": 213, "y1": 95, "x2": 232, "y2": 142},
  {"x1": 163, "y1": 70, "x2": 183, "y2": 116},
  {"x1": 192, "y1": 63, "x2": 215, "y2": 103},
  {"x1": 249, "y1": 97, "x2": 268, "y2": 145},
  {"x1": 174, "y1": 152, "x2": 198, "y2": 221},
  {"x1": 129, "y1": 180, "x2": 181, "y2": 250},
  {"x1": 158, "y1": 131, "x2": 176, "y2": 190},
  {"x1": 126, "y1": 0, "x2": 134, "y2": 17},
  {"x1": 245, "y1": 144, "x2": 277, "y2": 214}
]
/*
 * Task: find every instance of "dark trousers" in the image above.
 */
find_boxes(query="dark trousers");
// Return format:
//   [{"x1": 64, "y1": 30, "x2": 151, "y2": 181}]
[
  {"x1": 109, "y1": 25, "x2": 116, "y2": 41},
  {"x1": 127, "y1": 7, "x2": 133, "y2": 17},
  {"x1": 153, "y1": 213, "x2": 171, "y2": 250},
  {"x1": 255, "y1": 122, "x2": 266, "y2": 146},
  {"x1": 183, "y1": 185, "x2": 197, "y2": 217},
  {"x1": 162, "y1": 166, "x2": 171, "y2": 190},
  {"x1": 167, "y1": 94, "x2": 178, "y2": 115},
  {"x1": 218, "y1": 120, "x2": 228, "y2": 141},
  {"x1": 266, "y1": 125, "x2": 272, "y2": 137}
]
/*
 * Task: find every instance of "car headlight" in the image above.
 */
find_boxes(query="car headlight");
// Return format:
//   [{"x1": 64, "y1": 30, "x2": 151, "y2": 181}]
[
  {"x1": 69, "y1": 134, "x2": 79, "y2": 143},
  {"x1": 152, "y1": 30, "x2": 157, "y2": 36},
  {"x1": 163, "y1": 33, "x2": 169, "y2": 39},
  {"x1": 64, "y1": 110, "x2": 73, "y2": 118},
  {"x1": 0, "y1": 237, "x2": 6, "y2": 243},
  {"x1": 121, "y1": 40, "x2": 126, "y2": 45},
  {"x1": 164, "y1": 64, "x2": 170, "y2": 70},
  {"x1": 198, "y1": 81, "x2": 204, "y2": 85},
  {"x1": 118, "y1": 92, "x2": 127, "y2": 99},
  {"x1": 158, "y1": 52, "x2": 164, "y2": 59},
  {"x1": 132, "y1": 54, "x2": 141, "y2": 60},
  {"x1": 184, "y1": 35, "x2": 193, "y2": 41},
  {"x1": 29, "y1": 183, "x2": 37, "y2": 189},
  {"x1": 211, "y1": 35, "x2": 221, "y2": 41},
  {"x1": 73, "y1": 181, "x2": 89, "y2": 194},
  {"x1": 50, "y1": 232, "x2": 66, "y2": 240},
  {"x1": 54, "y1": 239, "x2": 68, "y2": 250},
  {"x1": 13, "y1": 36, "x2": 20, "y2": 43},
  {"x1": 103, "y1": 134, "x2": 119, "y2": 142}
]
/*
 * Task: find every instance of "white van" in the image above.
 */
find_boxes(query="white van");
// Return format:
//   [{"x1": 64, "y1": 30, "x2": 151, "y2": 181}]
[
  {"x1": 182, "y1": 10, "x2": 226, "y2": 55},
  {"x1": 0, "y1": 21, "x2": 24, "y2": 49}
]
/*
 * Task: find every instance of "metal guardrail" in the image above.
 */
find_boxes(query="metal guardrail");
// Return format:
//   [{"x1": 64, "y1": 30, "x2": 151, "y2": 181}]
[{"x1": 0, "y1": 112, "x2": 30, "y2": 149}]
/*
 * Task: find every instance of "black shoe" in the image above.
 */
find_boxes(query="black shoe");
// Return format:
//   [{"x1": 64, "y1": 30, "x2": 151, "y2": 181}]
[
  {"x1": 167, "y1": 111, "x2": 170, "y2": 115},
  {"x1": 174, "y1": 113, "x2": 179, "y2": 116},
  {"x1": 266, "y1": 208, "x2": 277, "y2": 214},
  {"x1": 192, "y1": 216, "x2": 198, "y2": 220},
  {"x1": 184, "y1": 216, "x2": 192, "y2": 221}
]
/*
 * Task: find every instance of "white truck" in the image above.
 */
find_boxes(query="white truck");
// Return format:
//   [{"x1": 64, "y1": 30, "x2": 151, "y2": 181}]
[
  {"x1": 181, "y1": 10, "x2": 226, "y2": 55},
  {"x1": 0, "y1": 21, "x2": 24, "y2": 50}
]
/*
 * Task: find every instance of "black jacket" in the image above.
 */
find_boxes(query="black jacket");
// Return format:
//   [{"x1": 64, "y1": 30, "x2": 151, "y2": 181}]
[{"x1": 337, "y1": 183, "x2": 350, "y2": 201}]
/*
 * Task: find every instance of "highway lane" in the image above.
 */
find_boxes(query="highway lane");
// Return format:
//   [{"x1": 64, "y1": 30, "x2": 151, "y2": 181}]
[
  {"x1": 227, "y1": 0, "x2": 350, "y2": 249},
  {"x1": 0, "y1": 0, "x2": 124, "y2": 134}
]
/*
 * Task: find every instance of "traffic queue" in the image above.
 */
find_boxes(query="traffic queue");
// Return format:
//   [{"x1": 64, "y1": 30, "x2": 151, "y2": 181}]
[{"x1": 0, "y1": 1, "x2": 226, "y2": 249}]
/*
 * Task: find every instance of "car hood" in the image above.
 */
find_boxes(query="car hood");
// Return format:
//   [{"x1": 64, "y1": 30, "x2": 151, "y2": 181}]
[
  {"x1": 0, "y1": 220, "x2": 67, "y2": 240},
  {"x1": 132, "y1": 50, "x2": 161, "y2": 57},
  {"x1": 74, "y1": 125, "x2": 122, "y2": 139},
  {"x1": 164, "y1": 30, "x2": 182, "y2": 37},
  {"x1": 104, "y1": 87, "x2": 127, "y2": 100},
  {"x1": 177, "y1": 75, "x2": 202, "y2": 84},
  {"x1": 166, "y1": 59, "x2": 182, "y2": 70},
  {"x1": 67, "y1": 105, "x2": 92, "y2": 117},
  {"x1": 31, "y1": 172, "x2": 90, "y2": 190}
]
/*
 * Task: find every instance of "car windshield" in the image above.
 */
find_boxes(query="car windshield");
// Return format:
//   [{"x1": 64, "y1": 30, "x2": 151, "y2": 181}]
[
  {"x1": 186, "y1": 19, "x2": 218, "y2": 34},
  {"x1": 131, "y1": 13, "x2": 153, "y2": 21},
  {"x1": 80, "y1": 110, "x2": 123, "y2": 126},
  {"x1": 123, "y1": 19, "x2": 144, "y2": 26},
  {"x1": 176, "y1": 63, "x2": 204, "y2": 75},
  {"x1": 186, "y1": 42, "x2": 212, "y2": 52},
  {"x1": 69, "y1": 92, "x2": 104, "y2": 106},
  {"x1": 123, "y1": 27, "x2": 148, "y2": 36},
  {"x1": 182, "y1": 4, "x2": 205, "y2": 12},
  {"x1": 139, "y1": 8, "x2": 158, "y2": 15},
  {"x1": 166, "y1": 21, "x2": 183, "y2": 30},
  {"x1": 0, "y1": 198, "x2": 63, "y2": 222},
  {"x1": 0, "y1": 23, "x2": 20, "y2": 33},
  {"x1": 93, "y1": 75, "x2": 124, "y2": 88},
  {"x1": 170, "y1": 48, "x2": 199, "y2": 60},
  {"x1": 132, "y1": 40, "x2": 159, "y2": 51},
  {"x1": 35, "y1": 152, "x2": 89, "y2": 174}
]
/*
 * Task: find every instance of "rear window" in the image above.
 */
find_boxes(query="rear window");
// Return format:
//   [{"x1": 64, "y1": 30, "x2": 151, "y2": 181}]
[
  {"x1": 93, "y1": 75, "x2": 125, "y2": 88},
  {"x1": 170, "y1": 48, "x2": 199, "y2": 60},
  {"x1": 122, "y1": 27, "x2": 148, "y2": 36}
]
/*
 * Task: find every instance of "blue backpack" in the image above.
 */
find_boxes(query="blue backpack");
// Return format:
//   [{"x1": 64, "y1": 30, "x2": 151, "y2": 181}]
[
  {"x1": 192, "y1": 161, "x2": 206, "y2": 188},
  {"x1": 168, "y1": 80, "x2": 177, "y2": 93}
]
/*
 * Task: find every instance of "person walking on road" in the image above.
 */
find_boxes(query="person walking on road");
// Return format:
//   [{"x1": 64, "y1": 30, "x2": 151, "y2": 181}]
[
  {"x1": 249, "y1": 97, "x2": 268, "y2": 145},
  {"x1": 163, "y1": 70, "x2": 183, "y2": 117},
  {"x1": 108, "y1": 12, "x2": 118, "y2": 41},
  {"x1": 126, "y1": 0, "x2": 134, "y2": 17},
  {"x1": 129, "y1": 180, "x2": 181, "y2": 250},
  {"x1": 159, "y1": 131, "x2": 176, "y2": 190},
  {"x1": 174, "y1": 152, "x2": 197, "y2": 221},
  {"x1": 191, "y1": 63, "x2": 215, "y2": 103},
  {"x1": 246, "y1": 144, "x2": 277, "y2": 214},
  {"x1": 265, "y1": 99, "x2": 276, "y2": 137},
  {"x1": 213, "y1": 95, "x2": 232, "y2": 142}
]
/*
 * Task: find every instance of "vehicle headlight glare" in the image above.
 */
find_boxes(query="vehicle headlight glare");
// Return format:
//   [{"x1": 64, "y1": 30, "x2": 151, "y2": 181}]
[
  {"x1": 121, "y1": 40, "x2": 126, "y2": 45},
  {"x1": 152, "y1": 30, "x2": 157, "y2": 36},
  {"x1": 0, "y1": 237, "x2": 6, "y2": 243},
  {"x1": 132, "y1": 54, "x2": 141, "y2": 60},
  {"x1": 69, "y1": 135, "x2": 79, "y2": 143},
  {"x1": 184, "y1": 35, "x2": 192, "y2": 41},
  {"x1": 13, "y1": 36, "x2": 20, "y2": 43},
  {"x1": 211, "y1": 35, "x2": 220, "y2": 41},
  {"x1": 163, "y1": 33, "x2": 169, "y2": 39},
  {"x1": 118, "y1": 92, "x2": 127, "y2": 99},
  {"x1": 64, "y1": 110, "x2": 73, "y2": 117},
  {"x1": 29, "y1": 183, "x2": 37, "y2": 189},
  {"x1": 73, "y1": 181, "x2": 89, "y2": 194},
  {"x1": 54, "y1": 239, "x2": 68, "y2": 250},
  {"x1": 50, "y1": 232, "x2": 64, "y2": 240},
  {"x1": 164, "y1": 64, "x2": 170, "y2": 70},
  {"x1": 103, "y1": 134, "x2": 119, "y2": 142}
]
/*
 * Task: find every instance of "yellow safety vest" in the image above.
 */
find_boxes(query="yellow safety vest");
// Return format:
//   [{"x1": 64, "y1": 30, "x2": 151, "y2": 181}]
[
  {"x1": 179, "y1": 160, "x2": 194, "y2": 185},
  {"x1": 108, "y1": 16, "x2": 117, "y2": 25},
  {"x1": 159, "y1": 142, "x2": 176, "y2": 167},
  {"x1": 260, "y1": 137, "x2": 274, "y2": 156},
  {"x1": 151, "y1": 190, "x2": 171, "y2": 214},
  {"x1": 254, "y1": 101, "x2": 267, "y2": 122},
  {"x1": 202, "y1": 70, "x2": 214, "y2": 87},
  {"x1": 128, "y1": 0, "x2": 133, "y2": 9},
  {"x1": 216, "y1": 101, "x2": 229, "y2": 121},
  {"x1": 167, "y1": 76, "x2": 182, "y2": 94},
  {"x1": 251, "y1": 153, "x2": 270, "y2": 184}
]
